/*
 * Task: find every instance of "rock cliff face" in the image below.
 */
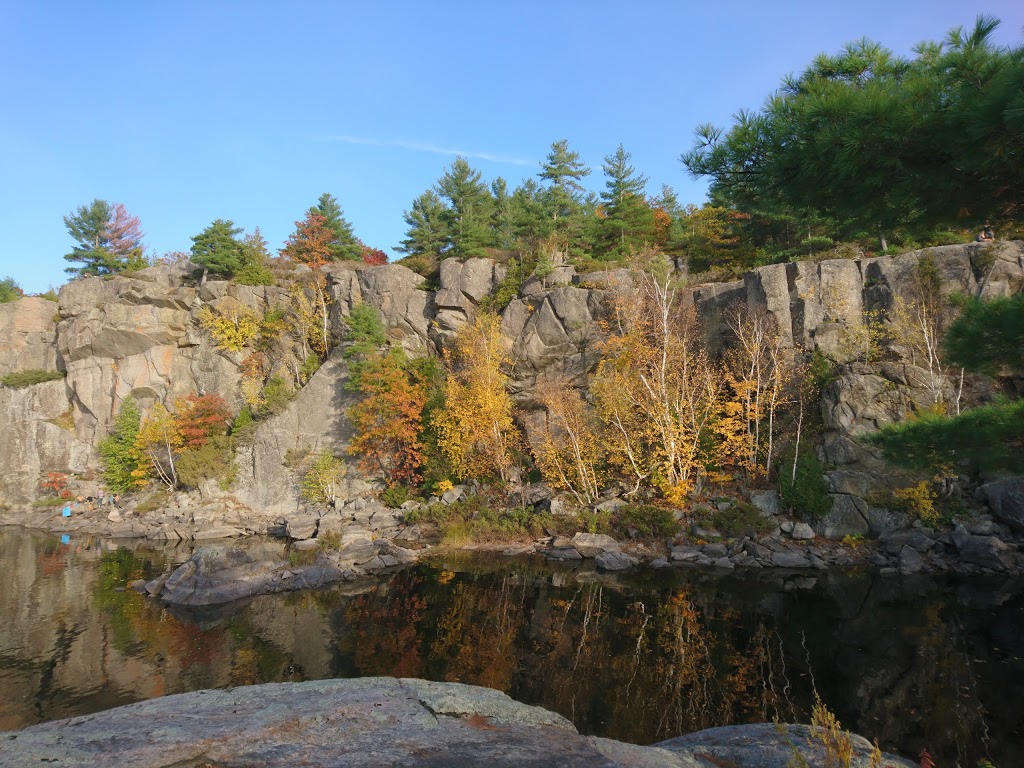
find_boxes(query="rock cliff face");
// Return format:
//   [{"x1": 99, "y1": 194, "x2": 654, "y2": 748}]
[{"x1": 1, "y1": 242, "x2": 1022, "y2": 528}]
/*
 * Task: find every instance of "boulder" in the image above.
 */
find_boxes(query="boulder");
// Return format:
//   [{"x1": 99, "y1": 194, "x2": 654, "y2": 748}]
[
  {"x1": 658, "y1": 722, "x2": 914, "y2": 768},
  {"x1": 546, "y1": 546, "x2": 583, "y2": 562},
  {"x1": 898, "y1": 545, "x2": 924, "y2": 575},
  {"x1": 816, "y1": 495, "x2": 870, "y2": 540},
  {"x1": 980, "y1": 478, "x2": 1024, "y2": 533},
  {"x1": 958, "y1": 535, "x2": 1014, "y2": 571},
  {"x1": 571, "y1": 532, "x2": 620, "y2": 557},
  {"x1": 748, "y1": 490, "x2": 780, "y2": 517},
  {"x1": 284, "y1": 515, "x2": 319, "y2": 540},
  {"x1": 790, "y1": 523, "x2": 815, "y2": 541},
  {"x1": 771, "y1": 551, "x2": 811, "y2": 568},
  {"x1": 595, "y1": 550, "x2": 639, "y2": 571},
  {"x1": 153, "y1": 546, "x2": 364, "y2": 606},
  {"x1": 669, "y1": 546, "x2": 702, "y2": 562},
  {"x1": 442, "y1": 485, "x2": 466, "y2": 505}
]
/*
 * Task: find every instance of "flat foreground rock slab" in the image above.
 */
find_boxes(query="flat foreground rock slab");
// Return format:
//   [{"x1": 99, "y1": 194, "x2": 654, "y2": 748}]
[{"x1": 0, "y1": 679, "x2": 914, "y2": 768}]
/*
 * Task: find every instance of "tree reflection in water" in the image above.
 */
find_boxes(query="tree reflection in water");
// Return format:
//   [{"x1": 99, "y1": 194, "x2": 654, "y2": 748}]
[{"x1": 1, "y1": 530, "x2": 1021, "y2": 768}]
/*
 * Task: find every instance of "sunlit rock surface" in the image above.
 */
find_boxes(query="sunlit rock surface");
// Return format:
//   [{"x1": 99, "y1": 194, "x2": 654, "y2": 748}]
[{"x1": 0, "y1": 678, "x2": 914, "y2": 768}]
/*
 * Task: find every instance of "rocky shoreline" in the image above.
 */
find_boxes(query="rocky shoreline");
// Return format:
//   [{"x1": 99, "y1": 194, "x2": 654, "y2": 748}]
[
  {"x1": 4, "y1": 480, "x2": 1022, "y2": 609},
  {"x1": 0, "y1": 677, "x2": 915, "y2": 767}
]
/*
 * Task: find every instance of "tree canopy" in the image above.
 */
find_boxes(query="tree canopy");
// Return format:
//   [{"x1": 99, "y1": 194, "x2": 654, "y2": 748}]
[
  {"x1": 682, "y1": 16, "x2": 1024, "y2": 246},
  {"x1": 190, "y1": 219, "x2": 245, "y2": 276},
  {"x1": 63, "y1": 199, "x2": 147, "y2": 276},
  {"x1": 309, "y1": 193, "x2": 361, "y2": 261}
]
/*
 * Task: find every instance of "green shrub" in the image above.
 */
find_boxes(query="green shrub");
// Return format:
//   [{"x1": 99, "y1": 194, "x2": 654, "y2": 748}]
[
  {"x1": 381, "y1": 484, "x2": 413, "y2": 508},
  {"x1": 868, "y1": 398, "x2": 1024, "y2": 475},
  {"x1": 709, "y1": 501, "x2": 776, "y2": 537},
  {"x1": 299, "y1": 353, "x2": 321, "y2": 383},
  {"x1": 481, "y1": 257, "x2": 528, "y2": 312},
  {"x1": 259, "y1": 376, "x2": 294, "y2": 415},
  {"x1": 288, "y1": 547, "x2": 318, "y2": 567},
  {"x1": 176, "y1": 435, "x2": 236, "y2": 490},
  {"x1": 778, "y1": 449, "x2": 832, "y2": 520},
  {"x1": 612, "y1": 503, "x2": 680, "y2": 539},
  {"x1": 0, "y1": 277, "x2": 22, "y2": 303},
  {"x1": 403, "y1": 497, "x2": 554, "y2": 544},
  {"x1": 232, "y1": 406, "x2": 254, "y2": 433},
  {"x1": 578, "y1": 508, "x2": 613, "y2": 535},
  {"x1": 234, "y1": 261, "x2": 276, "y2": 286},
  {"x1": 317, "y1": 531, "x2": 342, "y2": 550},
  {"x1": 31, "y1": 497, "x2": 66, "y2": 508},
  {"x1": 1, "y1": 369, "x2": 65, "y2": 388}
]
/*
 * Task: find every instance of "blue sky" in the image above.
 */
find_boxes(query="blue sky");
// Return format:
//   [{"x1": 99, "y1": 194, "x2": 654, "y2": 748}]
[{"x1": 2, "y1": 1, "x2": 1022, "y2": 293}]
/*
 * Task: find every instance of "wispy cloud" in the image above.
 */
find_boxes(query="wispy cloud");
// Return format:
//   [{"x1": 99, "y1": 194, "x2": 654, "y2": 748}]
[{"x1": 324, "y1": 135, "x2": 532, "y2": 167}]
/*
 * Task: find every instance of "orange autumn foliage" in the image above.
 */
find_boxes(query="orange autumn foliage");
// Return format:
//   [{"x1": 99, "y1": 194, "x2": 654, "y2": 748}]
[
  {"x1": 281, "y1": 211, "x2": 334, "y2": 269},
  {"x1": 347, "y1": 350, "x2": 429, "y2": 485},
  {"x1": 174, "y1": 394, "x2": 231, "y2": 450}
]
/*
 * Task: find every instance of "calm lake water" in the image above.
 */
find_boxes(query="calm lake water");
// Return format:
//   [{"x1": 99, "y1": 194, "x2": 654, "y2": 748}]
[{"x1": 1, "y1": 526, "x2": 1021, "y2": 767}]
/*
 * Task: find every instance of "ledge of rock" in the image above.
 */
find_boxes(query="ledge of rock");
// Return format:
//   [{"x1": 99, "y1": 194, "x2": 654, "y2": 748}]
[
  {"x1": 0, "y1": 678, "x2": 914, "y2": 767},
  {"x1": 144, "y1": 544, "x2": 419, "y2": 606}
]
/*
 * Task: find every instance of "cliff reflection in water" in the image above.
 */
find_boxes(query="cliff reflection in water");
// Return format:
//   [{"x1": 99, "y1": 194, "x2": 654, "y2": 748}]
[{"x1": 1, "y1": 528, "x2": 1021, "y2": 768}]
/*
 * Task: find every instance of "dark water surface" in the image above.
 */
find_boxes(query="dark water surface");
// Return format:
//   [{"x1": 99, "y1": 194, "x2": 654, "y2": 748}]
[{"x1": 1, "y1": 526, "x2": 1021, "y2": 767}]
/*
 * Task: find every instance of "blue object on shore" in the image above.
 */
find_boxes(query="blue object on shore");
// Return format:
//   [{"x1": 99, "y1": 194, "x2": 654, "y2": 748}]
[
  {"x1": 62, "y1": 506, "x2": 71, "y2": 517},
  {"x1": 60, "y1": 534, "x2": 70, "y2": 545}
]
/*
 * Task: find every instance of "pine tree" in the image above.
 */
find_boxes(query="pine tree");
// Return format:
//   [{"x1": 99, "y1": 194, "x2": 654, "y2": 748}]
[
  {"x1": 598, "y1": 144, "x2": 655, "y2": 259},
  {"x1": 309, "y1": 193, "x2": 361, "y2": 261},
  {"x1": 539, "y1": 139, "x2": 591, "y2": 256},
  {"x1": 190, "y1": 219, "x2": 245, "y2": 277},
  {"x1": 396, "y1": 190, "x2": 450, "y2": 273},
  {"x1": 434, "y1": 157, "x2": 493, "y2": 260},
  {"x1": 490, "y1": 177, "x2": 515, "y2": 250},
  {"x1": 63, "y1": 199, "x2": 146, "y2": 276},
  {"x1": 509, "y1": 179, "x2": 552, "y2": 250}
]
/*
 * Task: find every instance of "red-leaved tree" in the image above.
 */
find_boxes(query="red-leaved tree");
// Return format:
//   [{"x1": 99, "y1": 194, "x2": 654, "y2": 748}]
[{"x1": 174, "y1": 394, "x2": 232, "y2": 449}]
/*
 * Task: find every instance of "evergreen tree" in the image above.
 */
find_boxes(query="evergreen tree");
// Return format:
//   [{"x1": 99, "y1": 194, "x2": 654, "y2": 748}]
[
  {"x1": 190, "y1": 219, "x2": 245, "y2": 277},
  {"x1": 397, "y1": 190, "x2": 449, "y2": 273},
  {"x1": 683, "y1": 17, "x2": 1024, "y2": 245},
  {"x1": 598, "y1": 144, "x2": 655, "y2": 259},
  {"x1": 63, "y1": 199, "x2": 146, "y2": 276},
  {"x1": 509, "y1": 179, "x2": 552, "y2": 250},
  {"x1": 490, "y1": 178, "x2": 516, "y2": 250},
  {"x1": 539, "y1": 139, "x2": 591, "y2": 198},
  {"x1": 539, "y1": 139, "x2": 591, "y2": 256},
  {"x1": 309, "y1": 193, "x2": 361, "y2": 261},
  {"x1": 434, "y1": 157, "x2": 493, "y2": 260}
]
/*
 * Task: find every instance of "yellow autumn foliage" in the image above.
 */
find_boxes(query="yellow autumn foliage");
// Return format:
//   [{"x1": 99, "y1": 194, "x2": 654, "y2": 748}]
[
  {"x1": 433, "y1": 312, "x2": 520, "y2": 483},
  {"x1": 197, "y1": 298, "x2": 261, "y2": 352}
]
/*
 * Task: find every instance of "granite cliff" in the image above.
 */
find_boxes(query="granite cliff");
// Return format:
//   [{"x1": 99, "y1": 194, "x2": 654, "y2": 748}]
[{"x1": 1, "y1": 241, "x2": 1022, "y2": 543}]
